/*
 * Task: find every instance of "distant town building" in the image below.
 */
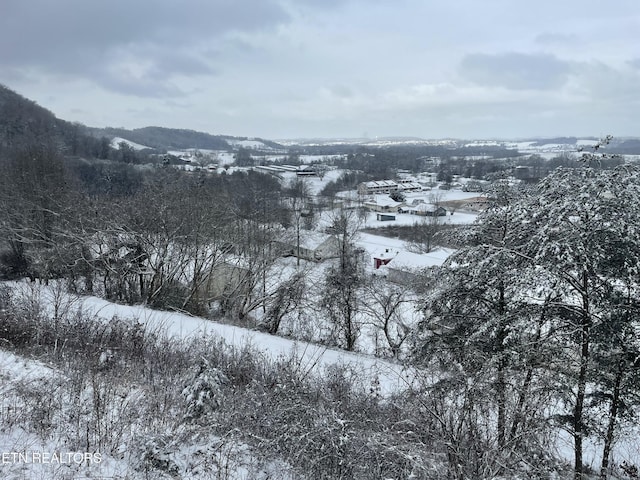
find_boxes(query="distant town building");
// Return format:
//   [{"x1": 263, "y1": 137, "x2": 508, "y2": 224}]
[
  {"x1": 373, "y1": 249, "x2": 396, "y2": 269},
  {"x1": 363, "y1": 195, "x2": 402, "y2": 213},
  {"x1": 358, "y1": 180, "x2": 399, "y2": 195},
  {"x1": 399, "y1": 203, "x2": 447, "y2": 216},
  {"x1": 397, "y1": 181, "x2": 422, "y2": 192},
  {"x1": 276, "y1": 231, "x2": 341, "y2": 262},
  {"x1": 372, "y1": 249, "x2": 446, "y2": 284},
  {"x1": 358, "y1": 179, "x2": 423, "y2": 195}
]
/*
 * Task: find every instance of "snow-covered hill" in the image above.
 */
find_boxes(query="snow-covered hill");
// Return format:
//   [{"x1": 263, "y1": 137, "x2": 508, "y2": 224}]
[{"x1": 110, "y1": 136, "x2": 152, "y2": 151}]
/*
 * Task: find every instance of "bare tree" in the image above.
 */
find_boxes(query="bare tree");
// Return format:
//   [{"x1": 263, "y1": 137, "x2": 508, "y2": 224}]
[
  {"x1": 322, "y1": 209, "x2": 364, "y2": 351},
  {"x1": 408, "y1": 192, "x2": 444, "y2": 253},
  {"x1": 284, "y1": 178, "x2": 313, "y2": 267},
  {"x1": 262, "y1": 271, "x2": 306, "y2": 334},
  {"x1": 360, "y1": 276, "x2": 412, "y2": 358}
]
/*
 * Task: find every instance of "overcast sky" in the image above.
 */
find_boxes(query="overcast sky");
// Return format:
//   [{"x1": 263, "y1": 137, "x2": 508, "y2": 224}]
[{"x1": 1, "y1": 0, "x2": 638, "y2": 140}]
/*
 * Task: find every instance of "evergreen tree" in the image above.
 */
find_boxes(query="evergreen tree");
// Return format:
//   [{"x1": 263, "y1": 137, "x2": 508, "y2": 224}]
[{"x1": 415, "y1": 164, "x2": 640, "y2": 479}]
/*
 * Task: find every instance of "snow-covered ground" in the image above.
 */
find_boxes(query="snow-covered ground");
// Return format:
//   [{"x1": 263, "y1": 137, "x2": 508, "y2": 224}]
[
  {"x1": 83, "y1": 296, "x2": 415, "y2": 396},
  {"x1": 556, "y1": 427, "x2": 640, "y2": 475},
  {"x1": 412, "y1": 188, "x2": 483, "y2": 203},
  {"x1": 303, "y1": 168, "x2": 343, "y2": 195},
  {"x1": 110, "y1": 137, "x2": 151, "y2": 151},
  {"x1": 352, "y1": 188, "x2": 482, "y2": 228},
  {"x1": 0, "y1": 348, "x2": 57, "y2": 385},
  {"x1": 361, "y1": 209, "x2": 478, "y2": 228},
  {"x1": 227, "y1": 139, "x2": 269, "y2": 149},
  {"x1": 0, "y1": 346, "x2": 295, "y2": 479},
  {"x1": 6, "y1": 282, "x2": 416, "y2": 398},
  {"x1": 0, "y1": 350, "x2": 131, "y2": 479}
]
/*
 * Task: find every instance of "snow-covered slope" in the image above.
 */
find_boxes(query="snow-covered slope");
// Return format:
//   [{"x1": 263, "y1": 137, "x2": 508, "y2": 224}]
[
  {"x1": 110, "y1": 136, "x2": 151, "y2": 150},
  {"x1": 23, "y1": 284, "x2": 416, "y2": 397}
]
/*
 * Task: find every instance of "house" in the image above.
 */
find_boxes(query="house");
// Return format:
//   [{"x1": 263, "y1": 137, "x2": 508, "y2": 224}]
[
  {"x1": 200, "y1": 259, "x2": 252, "y2": 300},
  {"x1": 378, "y1": 250, "x2": 449, "y2": 285},
  {"x1": 397, "y1": 179, "x2": 423, "y2": 192},
  {"x1": 296, "y1": 165, "x2": 316, "y2": 176},
  {"x1": 363, "y1": 195, "x2": 402, "y2": 213},
  {"x1": 277, "y1": 231, "x2": 341, "y2": 262},
  {"x1": 403, "y1": 198, "x2": 425, "y2": 207},
  {"x1": 399, "y1": 203, "x2": 447, "y2": 216},
  {"x1": 372, "y1": 248, "x2": 397, "y2": 269},
  {"x1": 357, "y1": 180, "x2": 399, "y2": 195}
]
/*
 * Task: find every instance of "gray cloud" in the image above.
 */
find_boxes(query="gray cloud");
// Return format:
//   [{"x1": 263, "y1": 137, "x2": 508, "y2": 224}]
[
  {"x1": 327, "y1": 85, "x2": 355, "y2": 99},
  {"x1": 460, "y1": 52, "x2": 572, "y2": 90},
  {"x1": 285, "y1": 0, "x2": 350, "y2": 8},
  {"x1": 152, "y1": 52, "x2": 217, "y2": 77},
  {"x1": 1, "y1": 0, "x2": 289, "y2": 54},
  {"x1": 2, "y1": 0, "x2": 639, "y2": 139},
  {"x1": 534, "y1": 32, "x2": 580, "y2": 46},
  {"x1": 0, "y1": 0, "x2": 289, "y2": 96},
  {"x1": 628, "y1": 58, "x2": 640, "y2": 70},
  {"x1": 573, "y1": 61, "x2": 640, "y2": 105},
  {"x1": 94, "y1": 71, "x2": 188, "y2": 99}
]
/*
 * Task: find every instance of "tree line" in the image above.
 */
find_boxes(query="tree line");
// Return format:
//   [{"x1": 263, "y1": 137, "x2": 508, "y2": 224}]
[
  {"x1": 414, "y1": 164, "x2": 640, "y2": 479},
  {"x1": 0, "y1": 143, "x2": 288, "y2": 314},
  {"x1": 4, "y1": 160, "x2": 638, "y2": 478}
]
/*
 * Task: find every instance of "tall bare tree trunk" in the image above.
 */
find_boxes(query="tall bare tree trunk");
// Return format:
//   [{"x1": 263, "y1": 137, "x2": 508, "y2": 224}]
[
  {"x1": 574, "y1": 271, "x2": 590, "y2": 480},
  {"x1": 600, "y1": 363, "x2": 623, "y2": 480}
]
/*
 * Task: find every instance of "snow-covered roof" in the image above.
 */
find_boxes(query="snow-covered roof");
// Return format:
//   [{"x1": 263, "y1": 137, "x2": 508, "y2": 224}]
[
  {"x1": 372, "y1": 249, "x2": 397, "y2": 261},
  {"x1": 364, "y1": 195, "x2": 402, "y2": 208},
  {"x1": 254, "y1": 165, "x2": 282, "y2": 172},
  {"x1": 364, "y1": 180, "x2": 398, "y2": 188},
  {"x1": 405, "y1": 203, "x2": 444, "y2": 213},
  {"x1": 374, "y1": 248, "x2": 452, "y2": 270},
  {"x1": 398, "y1": 182, "x2": 422, "y2": 190},
  {"x1": 296, "y1": 231, "x2": 337, "y2": 250}
]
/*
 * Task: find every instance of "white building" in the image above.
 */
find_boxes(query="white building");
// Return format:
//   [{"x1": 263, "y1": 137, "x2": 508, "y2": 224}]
[{"x1": 358, "y1": 180, "x2": 399, "y2": 195}]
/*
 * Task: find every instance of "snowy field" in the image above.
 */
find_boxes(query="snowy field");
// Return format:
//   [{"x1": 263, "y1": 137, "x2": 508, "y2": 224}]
[{"x1": 226, "y1": 139, "x2": 270, "y2": 149}]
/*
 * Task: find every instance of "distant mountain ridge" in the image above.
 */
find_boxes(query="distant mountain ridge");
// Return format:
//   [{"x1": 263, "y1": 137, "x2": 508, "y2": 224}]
[
  {"x1": 520, "y1": 136, "x2": 640, "y2": 155},
  {"x1": 0, "y1": 84, "x2": 285, "y2": 156},
  {"x1": 89, "y1": 126, "x2": 229, "y2": 151},
  {"x1": 1, "y1": 83, "x2": 639, "y2": 157},
  {"x1": 89, "y1": 126, "x2": 285, "y2": 152}
]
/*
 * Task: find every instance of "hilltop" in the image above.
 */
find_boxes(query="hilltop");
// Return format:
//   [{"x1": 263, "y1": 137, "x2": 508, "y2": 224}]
[
  {"x1": 90, "y1": 126, "x2": 286, "y2": 153},
  {"x1": 0, "y1": 84, "x2": 286, "y2": 160}
]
